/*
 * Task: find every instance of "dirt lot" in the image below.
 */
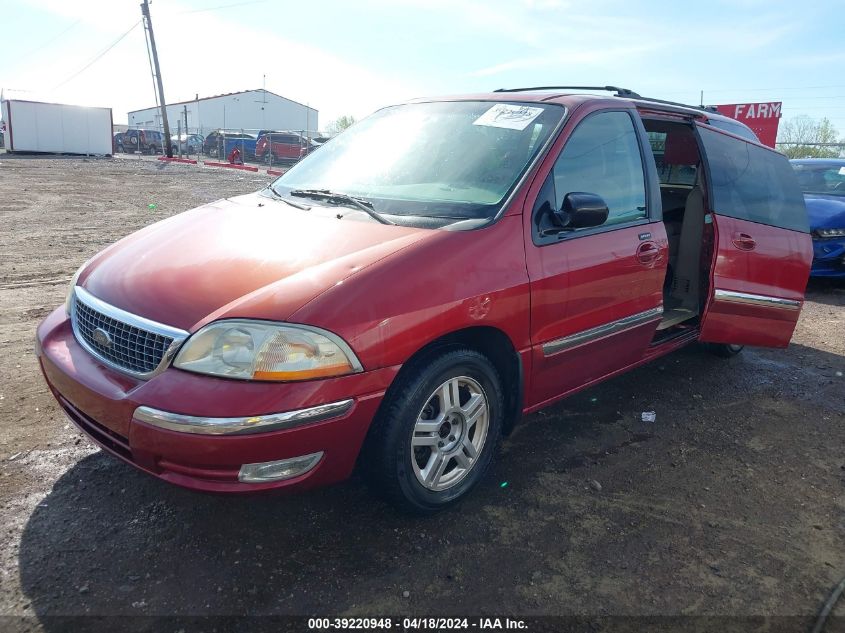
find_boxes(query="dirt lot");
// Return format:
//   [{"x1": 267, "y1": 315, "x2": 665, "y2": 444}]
[{"x1": 0, "y1": 157, "x2": 843, "y2": 631}]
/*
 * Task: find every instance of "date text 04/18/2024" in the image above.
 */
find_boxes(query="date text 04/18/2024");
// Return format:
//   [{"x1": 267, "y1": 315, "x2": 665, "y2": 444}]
[{"x1": 307, "y1": 617, "x2": 528, "y2": 630}]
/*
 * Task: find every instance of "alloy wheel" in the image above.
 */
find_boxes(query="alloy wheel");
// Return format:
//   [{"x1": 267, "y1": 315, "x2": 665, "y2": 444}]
[{"x1": 410, "y1": 376, "x2": 489, "y2": 492}]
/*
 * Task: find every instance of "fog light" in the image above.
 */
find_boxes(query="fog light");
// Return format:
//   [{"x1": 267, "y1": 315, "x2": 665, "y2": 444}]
[{"x1": 238, "y1": 451, "x2": 323, "y2": 483}]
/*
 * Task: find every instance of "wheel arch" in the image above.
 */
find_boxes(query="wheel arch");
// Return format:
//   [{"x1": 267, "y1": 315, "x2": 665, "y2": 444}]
[{"x1": 385, "y1": 325, "x2": 524, "y2": 435}]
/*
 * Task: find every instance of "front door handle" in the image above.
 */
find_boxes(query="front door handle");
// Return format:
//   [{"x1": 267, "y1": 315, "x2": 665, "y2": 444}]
[
  {"x1": 636, "y1": 241, "x2": 661, "y2": 267},
  {"x1": 732, "y1": 232, "x2": 757, "y2": 251}
]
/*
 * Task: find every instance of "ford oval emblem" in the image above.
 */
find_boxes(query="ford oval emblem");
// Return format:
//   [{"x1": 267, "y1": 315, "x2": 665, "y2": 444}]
[{"x1": 92, "y1": 327, "x2": 112, "y2": 348}]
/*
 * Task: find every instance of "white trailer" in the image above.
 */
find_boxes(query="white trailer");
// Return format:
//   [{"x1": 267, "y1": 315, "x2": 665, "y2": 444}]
[{"x1": 1, "y1": 99, "x2": 113, "y2": 155}]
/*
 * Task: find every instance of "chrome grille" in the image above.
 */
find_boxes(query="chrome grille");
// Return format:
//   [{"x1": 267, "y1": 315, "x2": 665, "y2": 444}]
[{"x1": 71, "y1": 287, "x2": 188, "y2": 378}]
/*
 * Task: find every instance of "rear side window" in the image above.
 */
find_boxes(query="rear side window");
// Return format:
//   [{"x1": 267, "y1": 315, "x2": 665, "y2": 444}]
[
  {"x1": 698, "y1": 126, "x2": 808, "y2": 232},
  {"x1": 706, "y1": 119, "x2": 759, "y2": 143},
  {"x1": 552, "y1": 111, "x2": 647, "y2": 228}
]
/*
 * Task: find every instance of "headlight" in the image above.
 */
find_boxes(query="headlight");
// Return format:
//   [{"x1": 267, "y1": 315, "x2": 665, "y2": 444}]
[
  {"x1": 815, "y1": 228, "x2": 845, "y2": 239},
  {"x1": 64, "y1": 262, "x2": 88, "y2": 315},
  {"x1": 173, "y1": 320, "x2": 363, "y2": 381}
]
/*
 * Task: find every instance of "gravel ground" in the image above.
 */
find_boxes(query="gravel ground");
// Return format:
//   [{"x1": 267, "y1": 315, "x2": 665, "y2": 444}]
[{"x1": 0, "y1": 157, "x2": 843, "y2": 632}]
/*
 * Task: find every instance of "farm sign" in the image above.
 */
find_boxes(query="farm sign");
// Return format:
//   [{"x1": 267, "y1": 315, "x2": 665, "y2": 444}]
[{"x1": 713, "y1": 102, "x2": 782, "y2": 148}]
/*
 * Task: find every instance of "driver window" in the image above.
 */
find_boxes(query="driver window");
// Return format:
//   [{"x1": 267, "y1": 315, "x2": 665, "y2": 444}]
[{"x1": 553, "y1": 111, "x2": 647, "y2": 228}]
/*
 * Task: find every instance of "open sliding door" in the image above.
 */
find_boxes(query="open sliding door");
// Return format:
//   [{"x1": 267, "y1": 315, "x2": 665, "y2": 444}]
[{"x1": 696, "y1": 124, "x2": 812, "y2": 348}]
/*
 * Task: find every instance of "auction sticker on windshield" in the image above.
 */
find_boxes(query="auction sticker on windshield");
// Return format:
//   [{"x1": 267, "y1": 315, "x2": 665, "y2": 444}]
[{"x1": 473, "y1": 104, "x2": 545, "y2": 130}]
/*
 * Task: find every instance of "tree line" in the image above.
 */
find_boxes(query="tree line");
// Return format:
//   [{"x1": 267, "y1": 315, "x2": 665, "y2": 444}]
[{"x1": 777, "y1": 115, "x2": 844, "y2": 159}]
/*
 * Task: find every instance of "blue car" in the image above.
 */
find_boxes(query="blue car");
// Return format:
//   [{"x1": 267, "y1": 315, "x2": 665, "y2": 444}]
[{"x1": 791, "y1": 159, "x2": 845, "y2": 278}]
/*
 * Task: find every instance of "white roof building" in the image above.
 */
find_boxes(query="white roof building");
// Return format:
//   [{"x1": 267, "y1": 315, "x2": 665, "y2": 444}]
[{"x1": 127, "y1": 89, "x2": 318, "y2": 136}]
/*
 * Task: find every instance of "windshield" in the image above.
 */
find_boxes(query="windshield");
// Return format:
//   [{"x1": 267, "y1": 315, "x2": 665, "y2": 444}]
[
  {"x1": 792, "y1": 162, "x2": 845, "y2": 197},
  {"x1": 271, "y1": 101, "x2": 564, "y2": 226}
]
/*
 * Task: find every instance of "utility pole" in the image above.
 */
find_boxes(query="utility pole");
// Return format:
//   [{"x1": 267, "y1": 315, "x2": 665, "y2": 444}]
[
  {"x1": 255, "y1": 74, "x2": 268, "y2": 129},
  {"x1": 141, "y1": 0, "x2": 173, "y2": 157}
]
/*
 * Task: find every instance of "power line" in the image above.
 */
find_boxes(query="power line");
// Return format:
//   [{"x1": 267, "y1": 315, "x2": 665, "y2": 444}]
[
  {"x1": 706, "y1": 84, "x2": 845, "y2": 93},
  {"x1": 660, "y1": 84, "x2": 845, "y2": 96},
  {"x1": 782, "y1": 106, "x2": 845, "y2": 110},
  {"x1": 52, "y1": 21, "x2": 141, "y2": 91}
]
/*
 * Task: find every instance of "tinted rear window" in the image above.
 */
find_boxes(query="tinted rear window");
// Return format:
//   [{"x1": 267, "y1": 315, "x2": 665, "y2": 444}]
[
  {"x1": 698, "y1": 126, "x2": 808, "y2": 233},
  {"x1": 706, "y1": 118, "x2": 759, "y2": 142}
]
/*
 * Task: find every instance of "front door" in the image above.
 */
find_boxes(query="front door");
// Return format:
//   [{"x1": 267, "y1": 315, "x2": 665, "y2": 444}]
[
  {"x1": 524, "y1": 108, "x2": 668, "y2": 410},
  {"x1": 696, "y1": 124, "x2": 813, "y2": 348}
]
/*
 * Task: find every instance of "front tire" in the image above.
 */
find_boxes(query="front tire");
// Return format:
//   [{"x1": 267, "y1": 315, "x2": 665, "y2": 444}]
[{"x1": 362, "y1": 348, "x2": 503, "y2": 514}]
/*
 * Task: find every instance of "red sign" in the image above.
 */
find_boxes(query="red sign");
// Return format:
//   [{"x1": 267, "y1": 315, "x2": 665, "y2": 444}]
[{"x1": 713, "y1": 102, "x2": 782, "y2": 148}]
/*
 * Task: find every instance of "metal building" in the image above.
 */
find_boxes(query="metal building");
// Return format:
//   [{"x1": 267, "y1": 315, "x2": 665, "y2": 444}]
[{"x1": 127, "y1": 89, "x2": 319, "y2": 136}]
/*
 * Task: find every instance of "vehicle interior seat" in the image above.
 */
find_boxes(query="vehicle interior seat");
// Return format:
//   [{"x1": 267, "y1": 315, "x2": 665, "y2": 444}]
[{"x1": 656, "y1": 128, "x2": 705, "y2": 330}]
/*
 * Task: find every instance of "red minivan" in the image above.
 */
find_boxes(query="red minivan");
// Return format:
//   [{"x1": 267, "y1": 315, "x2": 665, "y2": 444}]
[{"x1": 36, "y1": 88, "x2": 812, "y2": 512}]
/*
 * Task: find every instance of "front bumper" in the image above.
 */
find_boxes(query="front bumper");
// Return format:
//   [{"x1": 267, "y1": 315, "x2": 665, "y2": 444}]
[
  {"x1": 811, "y1": 237, "x2": 845, "y2": 277},
  {"x1": 36, "y1": 307, "x2": 398, "y2": 493}
]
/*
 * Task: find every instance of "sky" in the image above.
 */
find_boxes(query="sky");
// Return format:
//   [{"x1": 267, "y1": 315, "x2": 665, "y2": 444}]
[{"x1": 1, "y1": 0, "x2": 844, "y2": 135}]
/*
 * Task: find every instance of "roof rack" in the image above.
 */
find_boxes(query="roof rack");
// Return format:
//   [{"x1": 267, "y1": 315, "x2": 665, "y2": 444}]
[
  {"x1": 492, "y1": 85, "x2": 719, "y2": 114},
  {"x1": 631, "y1": 95, "x2": 719, "y2": 113},
  {"x1": 493, "y1": 85, "x2": 641, "y2": 98}
]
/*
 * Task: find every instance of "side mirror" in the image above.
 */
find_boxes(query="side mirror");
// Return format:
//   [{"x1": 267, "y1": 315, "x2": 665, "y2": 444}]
[{"x1": 552, "y1": 192, "x2": 609, "y2": 229}]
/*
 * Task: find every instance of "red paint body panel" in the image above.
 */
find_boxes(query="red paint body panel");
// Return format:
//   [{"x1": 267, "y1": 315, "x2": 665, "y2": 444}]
[
  {"x1": 699, "y1": 215, "x2": 813, "y2": 348},
  {"x1": 34, "y1": 92, "x2": 813, "y2": 496},
  {"x1": 523, "y1": 329, "x2": 699, "y2": 415},
  {"x1": 290, "y1": 215, "x2": 532, "y2": 371},
  {"x1": 37, "y1": 306, "x2": 395, "y2": 492},
  {"x1": 79, "y1": 193, "x2": 430, "y2": 332},
  {"x1": 524, "y1": 221, "x2": 668, "y2": 407},
  {"x1": 519, "y1": 100, "x2": 668, "y2": 407}
]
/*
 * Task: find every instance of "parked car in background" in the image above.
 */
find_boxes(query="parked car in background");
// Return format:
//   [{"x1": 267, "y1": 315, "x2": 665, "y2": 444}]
[
  {"x1": 254, "y1": 132, "x2": 317, "y2": 164},
  {"x1": 791, "y1": 158, "x2": 845, "y2": 278},
  {"x1": 37, "y1": 89, "x2": 812, "y2": 513},
  {"x1": 171, "y1": 134, "x2": 204, "y2": 154},
  {"x1": 203, "y1": 130, "x2": 287, "y2": 160},
  {"x1": 113, "y1": 132, "x2": 125, "y2": 153},
  {"x1": 122, "y1": 129, "x2": 164, "y2": 154},
  {"x1": 203, "y1": 131, "x2": 260, "y2": 159}
]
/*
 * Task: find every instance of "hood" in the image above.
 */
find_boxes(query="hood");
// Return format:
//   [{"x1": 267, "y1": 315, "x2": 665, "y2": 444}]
[
  {"x1": 804, "y1": 193, "x2": 845, "y2": 231},
  {"x1": 79, "y1": 192, "x2": 429, "y2": 331}
]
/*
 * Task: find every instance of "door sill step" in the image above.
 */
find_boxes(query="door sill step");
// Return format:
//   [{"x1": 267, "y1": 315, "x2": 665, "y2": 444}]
[{"x1": 656, "y1": 307, "x2": 697, "y2": 331}]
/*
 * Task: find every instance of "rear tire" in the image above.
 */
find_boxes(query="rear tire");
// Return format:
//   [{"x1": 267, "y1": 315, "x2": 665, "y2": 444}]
[
  {"x1": 706, "y1": 343, "x2": 745, "y2": 358},
  {"x1": 362, "y1": 348, "x2": 503, "y2": 514}
]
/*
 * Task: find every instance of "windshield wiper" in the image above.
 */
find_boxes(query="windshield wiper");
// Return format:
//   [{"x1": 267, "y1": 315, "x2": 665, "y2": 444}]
[
  {"x1": 266, "y1": 185, "x2": 311, "y2": 210},
  {"x1": 289, "y1": 189, "x2": 395, "y2": 225}
]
